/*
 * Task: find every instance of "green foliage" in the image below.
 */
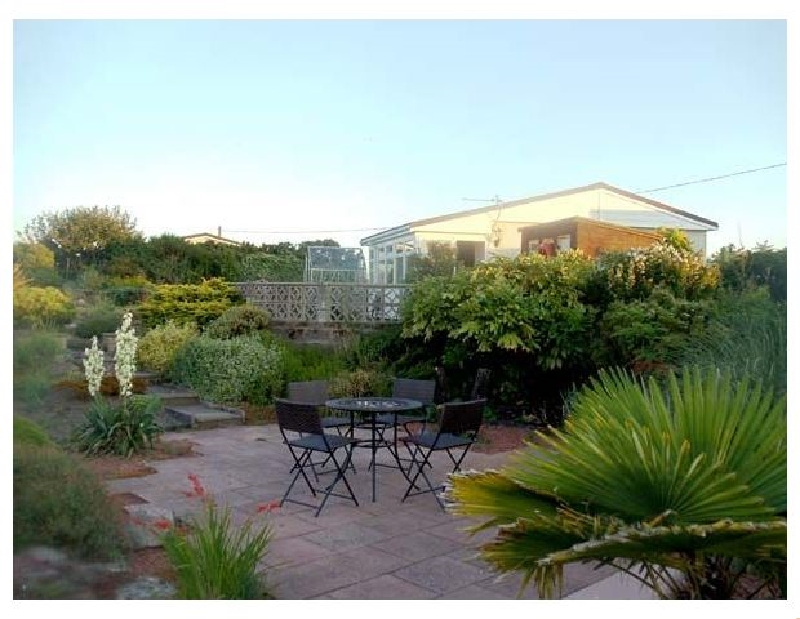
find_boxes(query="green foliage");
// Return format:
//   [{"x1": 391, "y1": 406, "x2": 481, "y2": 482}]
[
  {"x1": 678, "y1": 289, "x2": 786, "y2": 397},
  {"x1": 238, "y1": 252, "x2": 304, "y2": 282},
  {"x1": 171, "y1": 334, "x2": 283, "y2": 404},
  {"x1": 137, "y1": 278, "x2": 243, "y2": 328},
  {"x1": 74, "y1": 304, "x2": 124, "y2": 338},
  {"x1": 278, "y1": 341, "x2": 349, "y2": 384},
  {"x1": 14, "y1": 444, "x2": 128, "y2": 559},
  {"x1": 406, "y1": 241, "x2": 464, "y2": 282},
  {"x1": 204, "y1": 304, "x2": 271, "y2": 339},
  {"x1": 14, "y1": 417, "x2": 55, "y2": 448},
  {"x1": 14, "y1": 241, "x2": 55, "y2": 271},
  {"x1": 21, "y1": 205, "x2": 141, "y2": 278},
  {"x1": 13, "y1": 330, "x2": 63, "y2": 407},
  {"x1": 447, "y1": 367, "x2": 786, "y2": 599},
  {"x1": 329, "y1": 368, "x2": 392, "y2": 398},
  {"x1": 712, "y1": 244, "x2": 787, "y2": 302},
  {"x1": 73, "y1": 396, "x2": 163, "y2": 457},
  {"x1": 656, "y1": 227, "x2": 694, "y2": 253},
  {"x1": 162, "y1": 500, "x2": 273, "y2": 599},
  {"x1": 137, "y1": 321, "x2": 198, "y2": 374},
  {"x1": 598, "y1": 287, "x2": 715, "y2": 367},
  {"x1": 13, "y1": 285, "x2": 76, "y2": 329}
]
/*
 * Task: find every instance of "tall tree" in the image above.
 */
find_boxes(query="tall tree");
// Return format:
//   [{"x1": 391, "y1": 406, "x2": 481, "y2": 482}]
[{"x1": 21, "y1": 205, "x2": 141, "y2": 277}]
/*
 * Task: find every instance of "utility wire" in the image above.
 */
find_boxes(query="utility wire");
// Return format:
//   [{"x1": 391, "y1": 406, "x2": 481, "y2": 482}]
[
  {"x1": 221, "y1": 163, "x2": 787, "y2": 235},
  {"x1": 636, "y1": 163, "x2": 786, "y2": 194}
]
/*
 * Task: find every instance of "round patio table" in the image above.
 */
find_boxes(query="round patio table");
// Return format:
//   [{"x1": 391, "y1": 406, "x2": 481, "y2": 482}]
[{"x1": 325, "y1": 397, "x2": 423, "y2": 503}]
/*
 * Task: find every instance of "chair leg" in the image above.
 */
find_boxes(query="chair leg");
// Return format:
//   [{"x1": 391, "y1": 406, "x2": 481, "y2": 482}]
[
  {"x1": 281, "y1": 447, "x2": 317, "y2": 507},
  {"x1": 314, "y1": 448, "x2": 359, "y2": 517}
]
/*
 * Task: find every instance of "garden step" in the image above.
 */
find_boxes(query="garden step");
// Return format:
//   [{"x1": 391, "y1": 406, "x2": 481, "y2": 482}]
[
  {"x1": 148, "y1": 385, "x2": 201, "y2": 407},
  {"x1": 162, "y1": 404, "x2": 244, "y2": 430}
]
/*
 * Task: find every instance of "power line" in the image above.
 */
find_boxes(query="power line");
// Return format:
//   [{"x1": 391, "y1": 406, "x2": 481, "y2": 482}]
[
  {"x1": 636, "y1": 163, "x2": 786, "y2": 194},
  {"x1": 220, "y1": 163, "x2": 787, "y2": 236}
]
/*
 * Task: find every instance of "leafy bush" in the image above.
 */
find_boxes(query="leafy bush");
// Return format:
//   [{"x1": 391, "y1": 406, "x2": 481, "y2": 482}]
[
  {"x1": 238, "y1": 252, "x2": 304, "y2": 282},
  {"x1": 73, "y1": 396, "x2": 163, "y2": 456},
  {"x1": 74, "y1": 304, "x2": 124, "y2": 338},
  {"x1": 204, "y1": 304, "x2": 271, "y2": 339},
  {"x1": 171, "y1": 335, "x2": 282, "y2": 404},
  {"x1": 137, "y1": 321, "x2": 198, "y2": 374},
  {"x1": 14, "y1": 417, "x2": 55, "y2": 448},
  {"x1": 713, "y1": 244, "x2": 787, "y2": 302},
  {"x1": 162, "y1": 479, "x2": 273, "y2": 599},
  {"x1": 329, "y1": 368, "x2": 392, "y2": 398},
  {"x1": 598, "y1": 287, "x2": 716, "y2": 367},
  {"x1": 447, "y1": 366, "x2": 786, "y2": 599},
  {"x1": 278, "y1": 341, "x2": 349, "y2": 384},
  {"x1": 13, "y1": 285, "x2": 75, "y2": 329},
  {"x1": 14, "y1": 444, "x2": 128, "y2": 559},
  {"x1": 137, "y1": 278, "x2": 243, "y2": 328}
]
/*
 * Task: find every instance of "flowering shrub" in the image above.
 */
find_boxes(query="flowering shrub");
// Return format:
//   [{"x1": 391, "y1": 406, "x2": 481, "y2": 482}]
[
  {"x1": 76, "y1": 312, "x2": 162, "y2": 456},
  {"x1": 137, "y1": 321, "x2": 198, "y2": 374},
  {"x1": 598, "y1": 241, "x2": 720, "y2": 302},
  {"x1": 161, "y1": 474, "x2": 276, "y2": 599},
  {"x1": 171, "y1": 334, "x2": 283, "y2": 404}
]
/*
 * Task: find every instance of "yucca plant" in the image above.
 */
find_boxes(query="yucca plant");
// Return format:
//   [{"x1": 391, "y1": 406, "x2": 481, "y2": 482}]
[{"x1": 446, "y1": 366, "x2": 786, "y2": 599}]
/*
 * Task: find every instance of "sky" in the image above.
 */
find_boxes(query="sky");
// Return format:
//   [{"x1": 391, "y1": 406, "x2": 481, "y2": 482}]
[{"x1": 13, "y1": 19, "x2": 787, "y2": 253}]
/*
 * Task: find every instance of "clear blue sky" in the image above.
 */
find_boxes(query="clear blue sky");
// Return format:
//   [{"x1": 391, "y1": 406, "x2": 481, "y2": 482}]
[{"x1": 13, "y1": 20, "x2": 787, "y2": 252}]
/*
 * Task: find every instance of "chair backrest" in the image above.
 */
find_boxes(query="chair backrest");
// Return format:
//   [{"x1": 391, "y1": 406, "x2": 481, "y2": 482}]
[
  {"x1": 393, "y1": 378, "x2": 436, "y2": 406},
  {"x1": 439, "y1": 399, "x2": 486, "y2": 437},
  {"x1": 471, "y1": 369, "x2": 491, "y2": 400},
  {"x1": 275, "y1": 399, "x2": 324, "y2": 436},
  {"x1": 287, "y1": 380, "x2": 329, "y2": 406}
]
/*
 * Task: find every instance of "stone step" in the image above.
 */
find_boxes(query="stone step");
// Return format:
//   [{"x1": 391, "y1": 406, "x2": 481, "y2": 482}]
[
  {"x1": 148, "y1": 385, "x2": 201, "y2": 407},
  {"x1": 163, "y1": 404, "x2": 244, "y2": 430}
]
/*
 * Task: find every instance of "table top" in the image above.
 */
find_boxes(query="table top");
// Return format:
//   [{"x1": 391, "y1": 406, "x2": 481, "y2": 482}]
[{"x1": 325, "y1": 396, "x2": 423, "y2": 413}]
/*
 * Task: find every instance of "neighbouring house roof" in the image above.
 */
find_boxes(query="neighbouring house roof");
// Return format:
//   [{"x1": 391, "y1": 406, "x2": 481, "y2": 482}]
[
  {"x1": 182, "y1": 232, "x2": 242, "y2": 246},
  {"x1": 360, "y1": 182, "x2": 719, "y2": 245}
]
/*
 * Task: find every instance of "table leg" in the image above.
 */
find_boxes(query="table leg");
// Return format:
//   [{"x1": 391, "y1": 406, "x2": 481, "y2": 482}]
[{"x1": 371, "y1": 413, "x2": 377, "y2": 502}]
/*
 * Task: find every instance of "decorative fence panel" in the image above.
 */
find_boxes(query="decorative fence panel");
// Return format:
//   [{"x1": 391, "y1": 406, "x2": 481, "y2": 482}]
[{"x1": 233, "y1": 282, "x2": 410, "y2": 323}]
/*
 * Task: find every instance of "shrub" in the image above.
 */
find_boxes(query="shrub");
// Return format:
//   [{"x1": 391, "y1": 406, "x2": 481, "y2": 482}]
[
  {"x1": 14, "y1": 417, "x2": 54, "y2": 448},
  {"x1": 171, "y1": 335, "x2": 282, "y2": 404},
  {"x1": 74, "y1": 304, "x2": 124, "y2": 339},
  {"x1": 13, "y1": 444, "x2": 128, "y2": 559},
  {"x1": 329, "y1": 368, "x2": 392, "y2": 398},
  {"x1": 162, "y1": 475, "x2": 274, "y2": 599},
  {"x1": 137, "y1": 321, "x2": 198, "y2": 374},
  {"x1": 204, "y1": 304, "x2": 271, "y2": 339},
  {"x1": 73, "y1": 396, "x2": 163, "y2": 457},
  {"x1": 13, "y1": 285, "x2": 75, "y2": 329},
  {"x1": 137, "y1": 278, "x2": 243, "y2": 328},
  {"x1": 597, "y1": 287, "x2": 716, "y2": 367},
  {"x1": 13, "y1": 330, "x2": 63, "y2": 406},
  {"x1": 278, "y1": 341, "x2": 348, "y2": 384}
]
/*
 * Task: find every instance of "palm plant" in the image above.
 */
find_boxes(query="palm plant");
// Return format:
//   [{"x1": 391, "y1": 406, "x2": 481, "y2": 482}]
[{"x1": 446, "y1": 366, "x2": 786, "y2": 599}]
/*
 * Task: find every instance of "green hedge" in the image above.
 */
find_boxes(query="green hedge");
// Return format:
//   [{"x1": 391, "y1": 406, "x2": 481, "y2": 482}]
[{"x1": 137, "y1": 278, "x2": 243, "y2": 328}]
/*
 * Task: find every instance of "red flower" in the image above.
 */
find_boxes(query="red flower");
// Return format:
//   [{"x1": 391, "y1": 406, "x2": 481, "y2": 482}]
[
  {"x1": 256, "y1": 500, "x2": 280, "y2": 514},
  {"x1": 153, "y1": 518, "x2": 172, "y2": 531}
]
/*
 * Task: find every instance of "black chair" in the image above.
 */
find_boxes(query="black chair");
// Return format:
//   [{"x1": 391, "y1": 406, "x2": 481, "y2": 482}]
[
  {"x1": 400, "y1": 399, "x2": 486, "y2": 510},
  {"x1": 375, "y1": 378, "x2": 437, "y2": 430},
  {"x1": 287, "y1": 380, "x2": 351, "y2": 434},
  {"x1": 274, "y1": 399, "x2": 359, "y2": 517}
]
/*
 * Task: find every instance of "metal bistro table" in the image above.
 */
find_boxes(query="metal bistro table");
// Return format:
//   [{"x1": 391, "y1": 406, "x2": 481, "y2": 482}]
[{"x1": 325, "y1": 396, "x2": 423, "y2": 503}]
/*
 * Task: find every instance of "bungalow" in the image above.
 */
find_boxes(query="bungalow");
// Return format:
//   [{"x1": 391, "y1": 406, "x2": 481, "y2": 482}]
[
  {"x1": 360, "y1": 182, "x2": 718, "y2": 284},
  {"x1": 182, "y1": 226, "x2": 242, "y2": 247}
]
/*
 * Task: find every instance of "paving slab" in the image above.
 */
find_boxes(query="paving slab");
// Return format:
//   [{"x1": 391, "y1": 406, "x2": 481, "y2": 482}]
[
  {"x1": 393, "y1": 555, "x2": 493, "y2": 594},
  {"x1": 370, "y1": 530, "x2": 463, "y2": 562},
  {"x1": 327, "y1": 574, "x2": 437, "y2": 600}
]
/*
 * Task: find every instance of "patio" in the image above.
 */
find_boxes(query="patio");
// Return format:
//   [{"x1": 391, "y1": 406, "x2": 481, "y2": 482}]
[{"x1": 106, "y1": 425, "x2": 656, "y2": 600}]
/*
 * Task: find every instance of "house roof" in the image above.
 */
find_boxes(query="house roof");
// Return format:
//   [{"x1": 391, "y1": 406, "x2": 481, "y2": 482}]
[
  {"x1": 360, "y1": 182, "x2": 718, "y2": 245},
  {"x1": 182, "y1": 232, "x2": 242, "y2": 246}
]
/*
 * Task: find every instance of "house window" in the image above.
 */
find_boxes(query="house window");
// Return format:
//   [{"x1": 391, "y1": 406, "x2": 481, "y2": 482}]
[
  {"x1": 395, "y1": 257, "x2": 405, "y2": 283},
  {"x1": 556, "y1": 235, "x2": 571, "y2": 252},
  {"x1": 527, "y1": 239, "x2": 540, "y2": 252},
  {"x1": 385, "y1": 261, "x2": 394, "y2": 285}
]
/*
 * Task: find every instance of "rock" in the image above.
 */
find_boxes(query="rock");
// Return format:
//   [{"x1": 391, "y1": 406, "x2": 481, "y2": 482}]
[
  {"x1": 116, "y1": 576, "x2": 176, "y2": 600},
  {"x1": 124, "y1": 505, "x2": 175, "y2": 549},
  {"x1": 24, "y1": 546, "x2": 69, "y2": 564}
]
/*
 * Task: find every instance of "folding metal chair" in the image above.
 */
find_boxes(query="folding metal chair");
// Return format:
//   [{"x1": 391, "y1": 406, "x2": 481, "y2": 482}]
[
  {"x1": 275, "y1": 399, "x2": 359, "y2": 517},
  {"x1": 400, "y1": 399, "x2": 486, "y2": 510}
]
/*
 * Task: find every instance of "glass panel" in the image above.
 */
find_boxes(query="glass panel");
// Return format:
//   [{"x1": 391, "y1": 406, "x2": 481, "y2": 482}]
[
  {"x1": 395, "y1": 257, "x2": 405, "y2": 283},
  {"x1": 557, "y1": 235, "x2": 571, "y2": 251},
  {"x1": 385, "y1": 260, "x2": 394, "y2": 285}
]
